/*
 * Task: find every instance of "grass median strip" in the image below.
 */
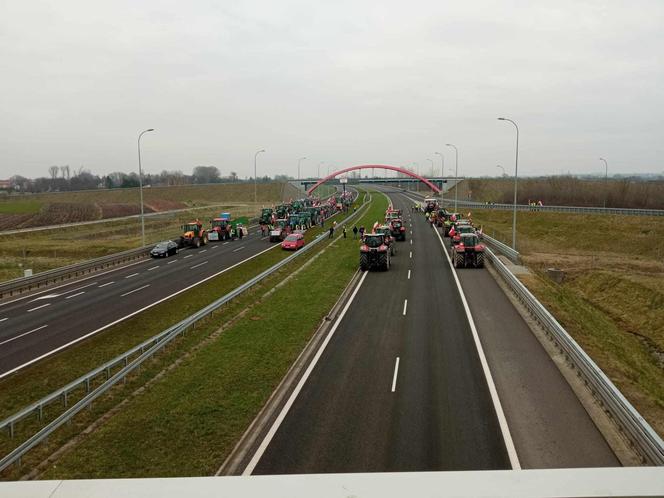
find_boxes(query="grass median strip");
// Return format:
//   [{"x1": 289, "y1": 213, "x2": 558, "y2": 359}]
[{"x1": 29, "y1": 191, "x2": 386, "y2": 478}]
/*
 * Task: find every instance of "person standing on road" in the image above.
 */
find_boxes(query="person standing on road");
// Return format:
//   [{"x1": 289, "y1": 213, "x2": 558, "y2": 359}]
[
  {"x1": 238, "y1": 224, "x2": 244, "y2": 240},
  {"x1": 328, "y1": 226, "x2": 334, "y2": 239},
  {"x1": 321, "y1": 217, "x2": 325, "y2": 229},
  {"x1": 352, "y1": 225, "x2": 358, "y2": 239},
  {"x1": 342, "y1": 225, "x2": 347, "y2": 238},
  {"x1": 359, "y1": 226, "x2": 365, "y2": 240}
]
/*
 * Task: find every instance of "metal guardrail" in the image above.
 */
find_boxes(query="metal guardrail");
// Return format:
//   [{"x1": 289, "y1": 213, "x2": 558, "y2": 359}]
[
  {"x1": 486, "y1": 247, "x2": 664, "y2": 465},
  {"x1": 481, "y1": 234, "x2": 520, "y2": 263},
  {"x1": 0, "y1": 218, "x2": 261, "y2": 300},
  {"x1": 442, "y1": 199, "x2": 664, "y2": 217},
  {"x1": 0, "y1": 246, "x2": 151, "y2": 300},
  {"x1": 0, "y1": 190, "x2": 369, "y2": 472}
]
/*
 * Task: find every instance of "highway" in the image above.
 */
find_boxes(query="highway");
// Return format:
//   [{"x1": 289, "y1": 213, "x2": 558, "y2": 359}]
[
  {"x1": 0, "y1": 228, "x2": 275, "y2": 377},
  {"x1": 242, "y1": 188, "x2": 619, "y2": 474}
]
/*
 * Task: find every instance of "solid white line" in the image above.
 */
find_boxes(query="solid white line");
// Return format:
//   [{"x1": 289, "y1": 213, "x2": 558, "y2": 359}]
[
  {"x1": 98, "y1": 281, "x2": 114, "y2": 288},
  {"x1": 432, "y1": 223, "x2": 521, "y2": 470},
  {"x1": 409, "y1": 251, "x2": 412, "y2": 259},
  {"x1": 121, "y1": 284, "x2": 150, "y2": 297},
  {"x1": 183, "y1": 254, "x2": 193, "y2": 259},
  {"x1": 190, "y1": 261, "x2": 208, "y2": 269},
  {"x1": 391, "y1": 357, "x2": 400, "y2": 392},
  {"x1": 167, "y1": 260, "x2": 177, "y2": 265},
  {"x1": 243, "y1": 271, "x2": 369, "y2": 475},
  {"x1": 27, "y1": 303, "x2": 51, "y2": 313},
  {"x1": 125, "y1": 273, "x2": 139, "y2": 279},
  {"x1": 233, "y1": 246, "x2": 245, "y2": 252},
  {"x1": 65, "y1": 291, "x2": 85, "y2": 300},
  {"x1": 402, "y1": 299, "x2": 408, "y2": 316},
  {"x1": 0, "y1": 244, "x2": 281, "y2": 380},
  {"x1": 147, "y1": 266, "x2": 159, "y2": 271},
  {"x1": 407, "y1": 270, "x2": 411, "y2": 280},
  {"x1": 0, "y1": 325, "x2": 48, "y2": 346}
]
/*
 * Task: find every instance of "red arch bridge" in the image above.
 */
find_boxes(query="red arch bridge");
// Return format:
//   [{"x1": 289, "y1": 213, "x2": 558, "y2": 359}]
[{"x1": 304, "y1": 164, "x2": 448, "y2": 196}]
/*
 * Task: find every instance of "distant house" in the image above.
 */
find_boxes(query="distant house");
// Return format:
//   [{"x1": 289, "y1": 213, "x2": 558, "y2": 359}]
[{"x1": 0, "y1": 179, "x2": 11, "y2": 190}]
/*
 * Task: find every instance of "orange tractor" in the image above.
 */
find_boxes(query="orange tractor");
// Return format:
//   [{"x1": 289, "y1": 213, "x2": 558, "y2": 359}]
[{"x1": 180, "y1": 220, "x2": 208, "y2": 248}]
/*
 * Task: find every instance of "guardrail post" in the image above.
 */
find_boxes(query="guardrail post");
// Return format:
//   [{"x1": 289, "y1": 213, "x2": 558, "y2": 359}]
[
  {"x1": 9, "y1": 422, "x2": 14, "y2": 439},
  {"x1": 63, "y1": 391, "x2": 68, "y2": 408},
  {"x1": 38, "y1": 404, "x2": 43, "y2": 421}
]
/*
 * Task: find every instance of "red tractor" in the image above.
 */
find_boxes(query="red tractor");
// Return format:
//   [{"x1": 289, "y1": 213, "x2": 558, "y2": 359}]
[
  {"x1": 376, "y1": 225, "x2": 397, "y2": 256},
  {"x1": 451, "y1": 233, "x2": 485, "y2": 268},
  {"x1": 450, "y1": 223, "x2": 476, "y2": 247},
  {"x1": 389, "y1": 218, "x2": 406, "y2": 241},
  {"x1": 360, "y1": 233, "x2": 391, "y2": 271}
]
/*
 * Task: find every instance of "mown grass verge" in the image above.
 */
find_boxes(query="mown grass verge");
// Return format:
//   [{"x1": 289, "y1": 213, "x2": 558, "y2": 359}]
[
  {"x1": 25, "y1": 191, "x2": 387, "y2": 479},
  {"x1": 0, "y1": 190, "x2": 375, "y2": 479},
  {"x1": 472, "y1": 209, "x2": 664, "y2": 438}
]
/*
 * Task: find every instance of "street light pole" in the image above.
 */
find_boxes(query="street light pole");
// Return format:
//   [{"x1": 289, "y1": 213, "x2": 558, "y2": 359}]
[
  {"x1": 318, "y1": 161, "x2": 323, "y2": 179},
  {"x1": 599, "y1": 157, "x2": 608, "y2": 208},
  {"x1": 496, "y1": 164, "x2": 506, "y2": 176},
  {"x1": 445, "y1": 144, "x2": 459, "y2": 211},
  {"x1": 297, "y1": 156, "x2": 307, "y2": 181},
  {"x1": 435, "y1": 151, "x2": 444, "y2": 205},
  {"x1": 413, "y1": 162, "x2": 419, "y2": 192},
  {"x1": 137, "y1": 128, "x2": 154, "y2": 248},
  {"x1": 254, "y1": 148, "x2": 265, "y2": 203},
  {"x1": 498, "y1": 117, "x2": 520, "y2": 250}
]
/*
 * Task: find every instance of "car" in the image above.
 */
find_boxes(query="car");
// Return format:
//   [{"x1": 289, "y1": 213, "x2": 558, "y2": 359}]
[
  {"x1": 150, "y1": 240, "x2": 178, "y2": 257},
  {"x1": 281, "y1": 233, "x2": 305, "y2": 250}
]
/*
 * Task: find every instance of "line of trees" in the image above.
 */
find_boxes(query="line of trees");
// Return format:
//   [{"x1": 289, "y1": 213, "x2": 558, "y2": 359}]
[{"x1": 3, "y1": 166, "x2": 282, "y2": 194}]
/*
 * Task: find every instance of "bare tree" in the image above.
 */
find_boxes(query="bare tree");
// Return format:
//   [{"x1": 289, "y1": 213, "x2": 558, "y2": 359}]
[
  {"x1": 48, "y1": 165, "x2": 59, "y2": 180},
  {"x1": 60, "y1": 165, "x2": 70, "y2": 179}
]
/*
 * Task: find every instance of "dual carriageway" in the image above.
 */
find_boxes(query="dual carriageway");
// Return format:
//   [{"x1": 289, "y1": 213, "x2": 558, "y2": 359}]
[{"x1": 0, "y1": 187, "x2": 634, "y2": 478}]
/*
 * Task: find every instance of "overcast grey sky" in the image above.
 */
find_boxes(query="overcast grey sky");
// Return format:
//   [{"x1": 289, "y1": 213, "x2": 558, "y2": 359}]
[{"x1": 1, "y1": 0, "x2": 663, "y2": 180}]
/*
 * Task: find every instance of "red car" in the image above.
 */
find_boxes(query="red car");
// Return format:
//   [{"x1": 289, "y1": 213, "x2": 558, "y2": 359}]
[{"x1": 281, "y1": 233, "x2": 305, "y2": 250}]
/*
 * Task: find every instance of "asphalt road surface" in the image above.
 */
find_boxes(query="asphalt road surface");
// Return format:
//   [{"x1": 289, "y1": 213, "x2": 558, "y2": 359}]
[
  {"x1": 0, "y1": 228, "x2": 275, "y2": 377},
  {"x1": 248, "y1": 188, "x2": 618, "y2": 474}
]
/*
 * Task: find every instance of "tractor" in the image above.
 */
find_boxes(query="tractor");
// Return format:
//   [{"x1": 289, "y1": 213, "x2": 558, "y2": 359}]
[
  {"x1": 269, "y1": 219, "x2": 290, "y2": 242},
  {"x1": 443, "y1": 213, "x2": 462, "y2": 237},
  {"x1": 375, "y1": 225, "x2": 397, "y2": 256},
  {"x1": 180, "y1": 221, "x2": 208, "y2": 248},
  {"x1": 208, "y1": 213, "x2": 232, "y2": 241},
  {"x1": 389, "y1": 219, "x2": 406, "y2": 241},
  {"x1": 424, "y1": 197, "x2": 438, "y2": 214},
  {"x1": 450, "y1": 224, "x2": 477, "y2": 248},
  {"x1": 359, "y1": 233, "x2": 391, "y2": 271},
  {"x1": 260, "y1": 208, "x2": 274, "y2": 230},
  {"x1": 451, "y1": 233, "x2": 485, "y2": 268},
  {"x1": 385, "y1": 208, "x2": 402, "y2": 222}
]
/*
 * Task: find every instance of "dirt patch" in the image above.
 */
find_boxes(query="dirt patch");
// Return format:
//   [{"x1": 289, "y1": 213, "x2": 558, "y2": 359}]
[
  {"x1": 100, "y1": 203, "x2": 155, "y2": 218},
  {"x1": 0, "y1": 213, "x2": 35, "y2": 230}
]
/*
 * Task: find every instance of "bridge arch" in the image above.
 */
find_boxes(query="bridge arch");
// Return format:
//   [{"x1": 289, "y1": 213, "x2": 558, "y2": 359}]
[{"x1": 306, "y1": 164, "x2": 441, "y2": 196}]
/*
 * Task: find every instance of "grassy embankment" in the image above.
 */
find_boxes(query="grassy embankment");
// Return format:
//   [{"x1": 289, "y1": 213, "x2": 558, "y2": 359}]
[
  {"x1": 471, "y1": 209, "x2": 664, "y2": 437},
  {"x1": 0, "y1": 183, "x2": 300, "y2": 282},
  {"x1": 1, "y1": 190, "x2": 385, "y2": 479}
]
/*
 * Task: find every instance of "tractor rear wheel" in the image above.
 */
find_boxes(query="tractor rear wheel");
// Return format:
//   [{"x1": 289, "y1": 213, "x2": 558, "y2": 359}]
[
  {"x1": 360, "y1": 252, "x2": 369, "y2": 271},
  {"x1": 453, "y1": 251, "x2": 463, "y2": 268},
  {"x1": 377, "y1": 252, "x2": 388, "y2": 271},
  {"x1": 476, "y1": 253, "x2": 485, "y2": 268},
  {"x1": 194, "y1": 238, "x2": 201, "y2": 248}
]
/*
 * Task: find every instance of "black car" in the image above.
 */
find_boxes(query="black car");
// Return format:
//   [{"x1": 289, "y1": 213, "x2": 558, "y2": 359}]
[{"x1": 150, "y1": 240, "x2": 178, "y2": 257}]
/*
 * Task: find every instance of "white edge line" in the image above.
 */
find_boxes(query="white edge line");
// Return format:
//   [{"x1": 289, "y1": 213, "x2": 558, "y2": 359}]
[
  {"x1": 243, "y1": 270, "x2": 369, "y2": 475},
  {"x1": 121, "y1": 284, "x2": 150, "y2": 297},
  {"x1": 432, "y1": 223, "x2": 521, "y2": 470},
  {"x1": 0, "y1": 325, "x2": 48, "y2": 346},
  {"x1": 0, "y1": 244, "x2": 280, "y2": 380},
  {"x1": 391, "y1": 356, "x2": 400, "y2": 392}
]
